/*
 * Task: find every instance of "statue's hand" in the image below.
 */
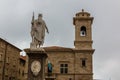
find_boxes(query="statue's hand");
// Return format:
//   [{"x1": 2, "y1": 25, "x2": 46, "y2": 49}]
[{"x1": 47, "y1": 30, "x2": 49, "y2": 34}]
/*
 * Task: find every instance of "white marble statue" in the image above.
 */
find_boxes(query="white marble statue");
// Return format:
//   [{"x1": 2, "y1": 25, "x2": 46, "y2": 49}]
[{"x1": 30, "y1": 13, "x2": 49, "y2": 48}]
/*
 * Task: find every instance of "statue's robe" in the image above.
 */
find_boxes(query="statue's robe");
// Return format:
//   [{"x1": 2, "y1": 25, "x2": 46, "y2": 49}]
[{"x1": 32, "y1": 19, "x2": 46, "y2": 46}]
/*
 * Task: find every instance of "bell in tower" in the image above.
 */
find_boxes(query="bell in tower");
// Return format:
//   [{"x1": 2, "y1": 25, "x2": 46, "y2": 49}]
[{"x1": 80, "y1": 26, "x2": 86, "y2": 36}]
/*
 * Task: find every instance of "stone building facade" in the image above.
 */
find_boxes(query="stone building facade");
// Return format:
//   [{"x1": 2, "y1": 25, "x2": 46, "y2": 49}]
[
  {"x1": 0, "y1": 38, "x2": 22, "y2": 80},
  {"x1": 43, "y1": 10, "x2": 95, "y2": 80},
  {"x1": 18, "y1": 56, "x2": 28, "y2": 80}
]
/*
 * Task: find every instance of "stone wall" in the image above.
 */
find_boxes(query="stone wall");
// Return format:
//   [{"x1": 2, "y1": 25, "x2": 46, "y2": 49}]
[{"x1": 0, "y1": 38, "x2": 21, "y2": 80}]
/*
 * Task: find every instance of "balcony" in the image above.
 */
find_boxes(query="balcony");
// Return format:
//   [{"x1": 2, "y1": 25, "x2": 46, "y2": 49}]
[{"x1": 45, "y1": 73, "x2": 56, "y2": 80}]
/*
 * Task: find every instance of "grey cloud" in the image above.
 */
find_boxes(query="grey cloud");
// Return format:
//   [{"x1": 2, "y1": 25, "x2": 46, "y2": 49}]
[{"x1": 0, "y1": 0, "x2": 120, "y2": 80}]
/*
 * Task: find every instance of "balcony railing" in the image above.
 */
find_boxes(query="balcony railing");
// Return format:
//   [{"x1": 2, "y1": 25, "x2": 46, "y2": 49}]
[{"x1": 45, "y1": 73, "x2": 56, "y2": 80}]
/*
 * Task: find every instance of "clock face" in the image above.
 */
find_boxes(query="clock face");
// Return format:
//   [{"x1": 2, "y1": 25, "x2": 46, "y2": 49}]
[{"x1": 31, "y1": 60, "x2": 41, "y2": 76}]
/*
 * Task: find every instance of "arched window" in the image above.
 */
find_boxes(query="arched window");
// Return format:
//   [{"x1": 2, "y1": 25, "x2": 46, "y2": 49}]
[{"x1": 80, "y1": 26, "x2": 86, "y2": 36}]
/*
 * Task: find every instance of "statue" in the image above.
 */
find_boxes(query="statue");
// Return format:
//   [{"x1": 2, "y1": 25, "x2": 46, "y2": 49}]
[
  {"x1": 30, "y1": 12, "x2": 49, "y2": 48},
  {"x1": 47, "y1": 61, "x2": 52, "y2": 76}
]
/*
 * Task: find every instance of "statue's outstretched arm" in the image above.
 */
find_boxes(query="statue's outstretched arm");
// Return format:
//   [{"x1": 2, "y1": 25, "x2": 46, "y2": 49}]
[
  {"x1": 44, "y1": 22, "x2": 49, "y2": 33},
  {"x1": 46, "y1": 26, "x2": 49, "y2": 34}
]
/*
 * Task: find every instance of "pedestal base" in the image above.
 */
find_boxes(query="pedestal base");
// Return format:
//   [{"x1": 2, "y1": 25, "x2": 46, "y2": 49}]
[{"x1": 24, "y1": 48, "x2": 48, "y2": 80}]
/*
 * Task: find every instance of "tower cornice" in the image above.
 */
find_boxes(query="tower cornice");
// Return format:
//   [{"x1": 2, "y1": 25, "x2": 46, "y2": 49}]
[{"x1": 73, "y1": 17, "x2": 94, "y2": 25}]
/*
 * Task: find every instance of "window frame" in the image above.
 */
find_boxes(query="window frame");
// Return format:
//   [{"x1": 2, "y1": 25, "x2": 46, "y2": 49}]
[
  {"x1": 80, "y1": 26, "x2": 87, "y2": 36},
  {"x1": 80, "y1": 58, "x2": 87, "y2": 68},
  {"x1": 60, "y1": 64, "x2": 68, "y2": 74}
]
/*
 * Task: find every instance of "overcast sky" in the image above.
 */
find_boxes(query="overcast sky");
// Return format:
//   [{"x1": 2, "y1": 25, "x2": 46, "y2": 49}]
[{"x1": 0, "y1": 0, "x2": 120, "y2": 80}]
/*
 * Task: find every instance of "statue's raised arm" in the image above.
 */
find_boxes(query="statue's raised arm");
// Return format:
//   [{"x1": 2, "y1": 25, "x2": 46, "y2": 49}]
[{"x1": 30, "y1": 13, "x2": 49, "y2": 49}]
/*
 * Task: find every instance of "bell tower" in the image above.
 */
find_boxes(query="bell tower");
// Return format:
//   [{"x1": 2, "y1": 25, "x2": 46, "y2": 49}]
[
  {"x1": 73, "y1": 10, "x2": 95, "y2": 80},
  {"x1": 73, "y1": 9, "x2": 94, "y2": 49}
]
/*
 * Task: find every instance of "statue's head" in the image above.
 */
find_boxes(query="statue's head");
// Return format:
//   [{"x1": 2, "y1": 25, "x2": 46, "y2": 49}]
[
  {"x1": 38, "y1": 13, "x2": 42, "y2": 17},
  {"x1": 48, "y1": 60, "x2": 50, "y2": 63}
]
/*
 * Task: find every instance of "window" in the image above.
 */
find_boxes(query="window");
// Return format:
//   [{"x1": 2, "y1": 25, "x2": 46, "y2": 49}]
[
  {"x1": 81, "y1": 58, "x2": 87, "y2": 67},
  {"x1": 1, "y1": 42, "x2": 5, "y2": 48},
  {"x1": 6, "y1": 57, "x2": 9, "y2": 63},
  {"x1": 19, "y1": 69, "x2": 20, "y2": 75},
  {"x1": 22, "y1": 71, "x2": 24, "y2": 76},
  {"x1": 69, "y1": 78, "x2": 72, "y2": 80},
  {"x1": 13, "y1": 60, "x2": 16, "y2": 66},
  {"x1": 60, "y1": 64, "x2": 68, "y2": 74},
  {"x1": 0, "y1": 54, "x2": 2, "y2": 61},
  {"x1": 0, "y1": 66, "x2": 2, "y2": 73},
  {"x1": 5, "y1": 68, "x2": 8, "y2": 75},
  {"x1": 80, "y1": 26, "x2": 86, "y2": 36}
]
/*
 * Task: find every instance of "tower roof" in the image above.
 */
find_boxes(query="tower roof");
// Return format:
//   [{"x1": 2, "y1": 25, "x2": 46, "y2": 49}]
[
  {"x1": 73, "y1": 9, "x2": 94, "y2": 25},
  {"x1": 76, "y1": 9, "x2": 90, "y2": 17}
]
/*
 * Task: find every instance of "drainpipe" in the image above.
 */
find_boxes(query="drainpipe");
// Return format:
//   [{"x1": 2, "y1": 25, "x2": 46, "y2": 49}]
[{"x1": 2, "y1": 43, "x2": 8, "y2": 80}]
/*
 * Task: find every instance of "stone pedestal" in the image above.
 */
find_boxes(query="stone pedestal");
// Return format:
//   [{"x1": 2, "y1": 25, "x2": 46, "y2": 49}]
[{"x1": 24, "y1": 48, "x2": 47, "y2": 80}]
